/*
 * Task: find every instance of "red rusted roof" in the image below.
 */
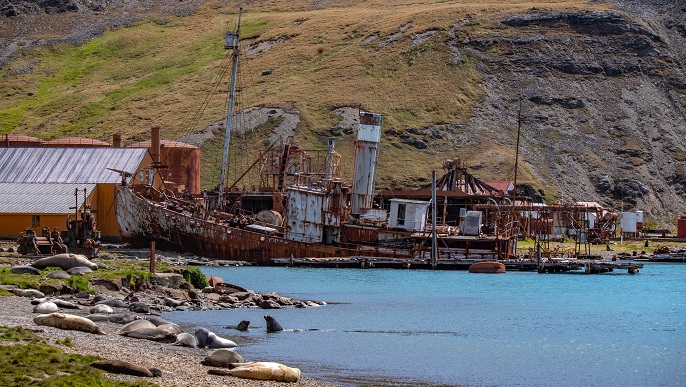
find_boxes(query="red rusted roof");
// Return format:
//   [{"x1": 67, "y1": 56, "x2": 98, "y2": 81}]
[
  {"x1": 129, "y1": 140, "x2": 198, "y2": 149},
  {"x1": 42, "y1": 137, "x2": 111, "y2": 147}
]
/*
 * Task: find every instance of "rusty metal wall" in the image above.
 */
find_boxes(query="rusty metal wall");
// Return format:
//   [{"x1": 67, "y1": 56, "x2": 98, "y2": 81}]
[
  {"x1": 284, "y1": 187, "x2": 325, "y2": 243},
  {"x1": 129, "y1": 141, "x2": 200, "y2": 194},
  {"x1": 351, "y1": 112, "x2": 382, "y2": 215}
]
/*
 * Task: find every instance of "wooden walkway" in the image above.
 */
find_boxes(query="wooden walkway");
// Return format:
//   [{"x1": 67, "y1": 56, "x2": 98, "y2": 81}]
[{"x1": 272, "y1": 256, "x2": 643, "y2": 274}]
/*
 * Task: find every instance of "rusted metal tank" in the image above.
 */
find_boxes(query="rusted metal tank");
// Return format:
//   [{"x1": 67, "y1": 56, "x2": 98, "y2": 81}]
[
  {"x1": 42, "y1": 137, "x2": 112, "y2": 147},
  {"x1": 1, "y1": 134, "x2": 42, "y2": 147},
  {"x1": 129, "y1": 140, "x2": 201, "y2": 194}
]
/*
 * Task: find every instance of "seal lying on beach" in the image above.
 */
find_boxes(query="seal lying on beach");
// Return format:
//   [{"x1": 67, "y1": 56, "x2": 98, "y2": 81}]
[
  {"x1": 201, "y1": 349, "x2": 244, "y2": 367},
  {"x1": 208, "y1": 361, "x2": 300, "y2": 382},
  {"x1": 34, "y1": 312, "x2": 106, "y2": 335},
  {"x1": 119, "y1": 319, "x2": 156, "y2": 333},
  {"x1": 195, "y1": 328, "x2": 238, "y2": 348},
  {"x1": 67, "y1": 266, "x2": 93, "y2": 275},
  {"x1": 12, "y1": 288, "x2": 44, "y2": 298},
  {"x1": 96, "y1": 299, "x2": 128, "y2": 308},
  {"x1": 86, "y1": 313, "x2": 135, "y2": 324},
  {"x1": 31, "y1": 253, "x2": 98, "y2": 271},
  {"x1": 137, "y1": 315, "x2": 172, "y2": 326},
  {"x1": 10, "y1": 265, "x2": 40, "y2": 275},
  {"x1": 264, "y1": 315, "x2": 283, "y2": 332},
  {"x1": 45, "y1": 270, "x2": 70, "y2": 279},
  {"x1": 157, "y1": 323, "x2": 183, "y2": 335},
  {"x1": 173, "y1": 332, "x2": 198, "y2": 347},
  {"x1": 120, "y1": 328, "x2": 177, "y2": 343},
  {"x1": 90, "y1": 304, "x2": 113, "y2": 314},
  {"x1": 31, "y1": 297, "x2": 80, "y2": 309},
  {"x1": 33, "y1": 301, "x2": 58, "y2": 314},
  {"x1": 90, "y1": 360, "x2": 162, "y2": 377}
]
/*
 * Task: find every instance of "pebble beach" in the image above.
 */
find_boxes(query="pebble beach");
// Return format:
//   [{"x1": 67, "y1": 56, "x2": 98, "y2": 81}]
[{"x1": 0, "y1": 295, "x2": 339, "y2": 387}]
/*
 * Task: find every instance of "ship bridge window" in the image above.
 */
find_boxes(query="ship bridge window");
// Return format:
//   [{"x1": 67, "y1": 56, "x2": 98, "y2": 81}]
[{"x1": 397, "y1": 204, "x2": 406, "y2": 226}]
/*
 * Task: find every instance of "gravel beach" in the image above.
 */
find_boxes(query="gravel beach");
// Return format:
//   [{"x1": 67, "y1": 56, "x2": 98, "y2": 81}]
[{"x1": 0, "y1": 294, "x2": 339, "y2": 387}]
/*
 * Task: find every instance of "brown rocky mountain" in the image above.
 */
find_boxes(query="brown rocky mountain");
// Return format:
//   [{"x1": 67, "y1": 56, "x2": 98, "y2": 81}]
[{"x1": 1, "y1": 0, "x2": 685, "y2": 227}]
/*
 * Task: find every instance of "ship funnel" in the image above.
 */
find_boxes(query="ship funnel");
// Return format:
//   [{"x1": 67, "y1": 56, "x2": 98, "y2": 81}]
[{"x1": 350, "y1": 111, "x2": 382, "y2": 216}]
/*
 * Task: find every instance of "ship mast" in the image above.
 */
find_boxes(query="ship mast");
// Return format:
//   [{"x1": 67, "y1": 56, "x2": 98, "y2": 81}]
[{"x1": 218, "y1": 9, "x2": 242, "y2": 206}]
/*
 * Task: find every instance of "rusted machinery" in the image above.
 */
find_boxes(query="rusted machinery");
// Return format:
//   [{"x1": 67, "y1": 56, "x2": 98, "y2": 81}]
[{"x1": 17, "y1": 227, "x2": 67, "y2": 256}]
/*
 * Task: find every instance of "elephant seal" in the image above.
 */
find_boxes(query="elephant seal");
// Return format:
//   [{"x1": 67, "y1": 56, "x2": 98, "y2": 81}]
[
  {"x1": 264, "y1": 315, "x2": 283, "y2": 333},
  {"x1": 173, "y1": 332, "x2": 198, "y2": 347},
  {"x1": 195, "y1": 328, "x2": 238, "y2": 348},
  {"x1": 33, "y1": 301, "x2": 58, "y2": 313},
  {"x1": 96, "y1": 299, "x2": 128, "y2": 308},
  {"x1": 11, "y1": 288, "x2": 44, "y2": 298},
  {"x1": 31, "y1": 253, "x2": 98, "y2": 271},
  {"x1": 120, "y1": 328, "x2": 177, "y2": 343},
  {"x1": 90, "y1": 304, "x2": 113, "y2": 314},
  {"x1": 201, "y1": 349, "x2": 245, "y2": 367},
  {"x1": 208, "y1": 362, "x2": 300, "y2": 382},
  {"x1": 90, "y1": 360, "x2": 161, "y2": 377},
  {"x1": 49, "y1": 298, "x2": 80, "y2": 309},
  {"x1": 67, "y1": 266, "x2": 93, "y2": 275},
  {"x1": 157, "y1": 323, "x2": 183, "y2": 335},
  {"x1": 46, "y1": 270, "x2": 70, "y2": 279},
  {"x1": 163, "y1": 297, "x2": 185, "y2": 308},
  {"x1": 138, "y1": 315, "x2": 172, "y2": 326},
  {"x1": 226, "y1": 320, "x2": 250, "y2": 331},
  {"x1": 10, "y1": 265, "x2": 40, "y2": 275},
  {"x1": 92, "y1": 294, "x2": 108, "y2": 303},
  {"x1": 119, "y1": 319, "x2": 156, "y2": 334},
  {"x1": 128, "y1": 302, "x2": 150, "y2": 314},
  {"x1": 34, "y1": 313, "x2": 106, "y2": 335},
  {"x1": 87, "y1": 313, "x2": 135, "y2": 324}
]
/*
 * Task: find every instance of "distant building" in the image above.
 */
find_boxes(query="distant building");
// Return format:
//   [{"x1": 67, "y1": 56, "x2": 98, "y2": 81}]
[{"x1": 0, "y1": 147, "x2": 153, "y2": 239}]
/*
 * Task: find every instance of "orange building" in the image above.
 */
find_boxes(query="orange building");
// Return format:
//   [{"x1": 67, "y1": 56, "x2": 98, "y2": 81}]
[{"x1": 0, "y1": 147, "x2": 153, "y2": 239}]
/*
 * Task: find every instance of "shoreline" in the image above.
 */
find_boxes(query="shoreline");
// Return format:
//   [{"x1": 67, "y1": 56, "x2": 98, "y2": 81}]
[{"x1": 0, "y1": 294, "x2": 339, "y2": 387}]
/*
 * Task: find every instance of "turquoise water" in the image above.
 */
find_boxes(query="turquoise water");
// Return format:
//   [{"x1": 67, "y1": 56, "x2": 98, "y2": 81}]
[{"x1": 165, "y1": 263, "x2": 686, "y2": 386}]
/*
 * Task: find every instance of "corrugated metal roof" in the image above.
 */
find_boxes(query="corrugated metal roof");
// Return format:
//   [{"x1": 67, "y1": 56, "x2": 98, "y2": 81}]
[
  {"x1": 0, "y1": 148, "x2": 148, "y2": 184},
  {"x1": 0, "y1": 183, "x2": 96, "y2": 213}
]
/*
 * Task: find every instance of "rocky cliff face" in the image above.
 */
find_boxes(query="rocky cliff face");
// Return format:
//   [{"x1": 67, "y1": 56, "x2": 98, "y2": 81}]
[{"x1": 450, "y1": 4, "x2": 686, "y2": 223}]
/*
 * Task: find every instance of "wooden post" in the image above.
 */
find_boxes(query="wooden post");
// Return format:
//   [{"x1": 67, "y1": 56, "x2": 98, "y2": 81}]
[{"x1": 150, "y1": 240, "x2": 156, "y2": 273}]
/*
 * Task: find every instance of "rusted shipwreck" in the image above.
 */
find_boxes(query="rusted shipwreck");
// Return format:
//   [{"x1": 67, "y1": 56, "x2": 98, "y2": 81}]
[{"x1": 115, "y1": 110, "x2": 519, "y2": 265}]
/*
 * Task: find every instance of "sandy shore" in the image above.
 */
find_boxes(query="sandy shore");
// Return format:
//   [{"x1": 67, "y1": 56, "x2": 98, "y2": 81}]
[{"x1": 0, "y1": 295, "x2": 339, "y2": 387}]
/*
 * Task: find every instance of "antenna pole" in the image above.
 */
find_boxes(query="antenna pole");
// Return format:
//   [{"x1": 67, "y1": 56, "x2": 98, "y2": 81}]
[{"x1": 218, "y1": 8, "x2": 242, "y2": 206}]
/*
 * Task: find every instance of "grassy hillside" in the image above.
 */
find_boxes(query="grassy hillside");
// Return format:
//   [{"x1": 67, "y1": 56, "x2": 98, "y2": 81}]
[{"x1": 0, "y1": 0, "x2": 607, "y2": 190}]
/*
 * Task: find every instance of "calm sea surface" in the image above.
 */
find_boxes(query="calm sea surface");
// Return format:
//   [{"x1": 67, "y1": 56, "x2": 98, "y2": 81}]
[{"x1": 164, "y1": 263, "x2": 686, "y2": 386}]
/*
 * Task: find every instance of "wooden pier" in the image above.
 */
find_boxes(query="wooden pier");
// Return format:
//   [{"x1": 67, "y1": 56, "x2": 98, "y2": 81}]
[{"x1": 272, "y1": 256, "x2": 643, "y2": 274}]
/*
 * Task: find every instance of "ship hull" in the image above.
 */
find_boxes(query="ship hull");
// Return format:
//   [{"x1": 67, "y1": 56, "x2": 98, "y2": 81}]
[{"x1": 114, "y1": 186, "x2": 412, "y2": 265}]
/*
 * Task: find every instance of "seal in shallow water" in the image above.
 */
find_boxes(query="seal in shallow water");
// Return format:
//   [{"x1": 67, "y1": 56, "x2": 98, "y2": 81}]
[
  {"x1": 34, "y1": 312, "x2": 106, "y2": 335},
  {"x1": 195, "y1": 328, "x2": 238, "y2": 348},
  {"x1": 90, "y1": 360, "x2": 161, "y2": 377},
  {"x1": 264, "y1": 315, "x2": 283, "y2": 332}
]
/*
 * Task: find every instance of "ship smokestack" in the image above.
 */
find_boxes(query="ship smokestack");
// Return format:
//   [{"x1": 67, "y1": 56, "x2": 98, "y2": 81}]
[
  {"x1": 151, "y1": 126, "x2": 161, "y2": 163},
  {"x1": 350, "y1": 111, "x2": 382, "y2": 216},
  {"x1": 112, "y1": 133, "x2": 121, "y2": 148}
]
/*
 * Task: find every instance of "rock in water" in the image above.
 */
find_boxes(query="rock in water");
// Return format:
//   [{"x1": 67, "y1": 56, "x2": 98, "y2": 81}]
[
  {"x1": 32, "y1": 253, "x2": 97, "y2": 271},
  {"x1": 34, "y1": 312, "x2": 106, "y2": 335}
]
